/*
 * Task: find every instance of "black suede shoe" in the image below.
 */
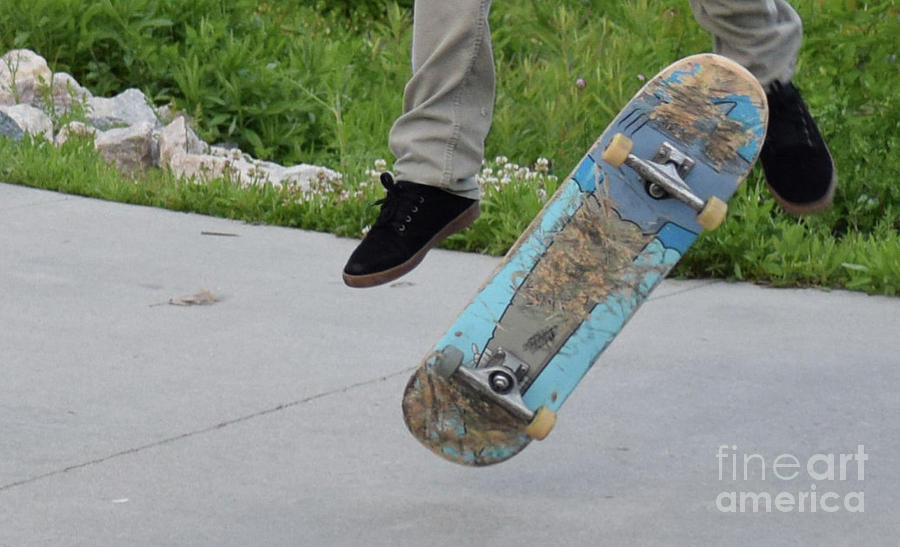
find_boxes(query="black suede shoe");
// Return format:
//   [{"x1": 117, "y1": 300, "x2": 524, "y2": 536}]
[
  {"x1": 760, "y1": 81, "x2": 836, "y2": 216},
  {"x1": 343, "y1": 173, "x2": 480, "y2": 288}
]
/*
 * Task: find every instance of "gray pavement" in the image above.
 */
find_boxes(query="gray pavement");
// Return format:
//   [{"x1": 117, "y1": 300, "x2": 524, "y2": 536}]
[{"x1": 1, "y1": 181, "x2": 898, "y2": 546}]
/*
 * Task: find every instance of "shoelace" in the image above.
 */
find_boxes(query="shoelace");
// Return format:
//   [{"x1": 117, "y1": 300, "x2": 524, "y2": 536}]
[
  {"x1": 372, "y1": 173, "x2": 424, "y2": 234},
  {"x1": 767, "y1": 82, "x2": 814, "y2": 148}
]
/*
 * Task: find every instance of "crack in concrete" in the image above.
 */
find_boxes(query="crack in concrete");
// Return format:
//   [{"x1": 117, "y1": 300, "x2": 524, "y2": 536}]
[
  {"x1": 0, "y1": 367, "x2": 415, "y2": 492},
  {"x1": 0, "y1": 281, "x2": 720, "y2": 492}
]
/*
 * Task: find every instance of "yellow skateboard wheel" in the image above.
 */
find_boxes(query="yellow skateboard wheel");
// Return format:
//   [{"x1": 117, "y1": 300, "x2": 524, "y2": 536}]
[
  {"x1": 432, "y1": 346, "x2": 463, "y2": 379},
  {"x1": 601, "y1": 133, "x2": 633, "y2": 167},
  {"x1": 696, "y1": 196, "x2": 728, "y2": 231},
  {"x1": 525, "y1": 407, "x2": 557, "y2": 440}
]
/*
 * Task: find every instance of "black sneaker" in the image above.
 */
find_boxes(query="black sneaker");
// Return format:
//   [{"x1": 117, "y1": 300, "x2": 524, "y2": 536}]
[
  {"x1": 760, "y1": 81, "x2": 836, "y2": 216},
  {"x1": 342, "y1": 173, "x2": 480, "y2": 288}
]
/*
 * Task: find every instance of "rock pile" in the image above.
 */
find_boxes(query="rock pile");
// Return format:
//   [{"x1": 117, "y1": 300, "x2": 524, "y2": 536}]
[{"x1": 0, "y1": 49, "x2": 339, "y2": 189}]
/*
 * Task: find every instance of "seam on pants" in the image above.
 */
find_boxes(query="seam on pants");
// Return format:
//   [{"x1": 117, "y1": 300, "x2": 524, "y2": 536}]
[{"x1": 441, "y1": 0, "x2": 489, "y2": 185}]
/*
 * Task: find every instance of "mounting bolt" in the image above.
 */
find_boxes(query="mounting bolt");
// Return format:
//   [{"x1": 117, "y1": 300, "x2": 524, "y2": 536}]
[
  {"x1": 648, "y1": 182, "x2": 668, "y2": 199},
  {"x1": 489, "y1": 371, "x2": 514, "y2": 394}
]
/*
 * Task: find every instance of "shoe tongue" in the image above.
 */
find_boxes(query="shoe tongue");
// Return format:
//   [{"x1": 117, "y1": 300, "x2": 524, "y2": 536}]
[
  {"x1": 379, "y1": 172, "x2": 395, "y2": 191},
  {"x1": 373, "y1": 174, "x2": 417, "y2": 230}
]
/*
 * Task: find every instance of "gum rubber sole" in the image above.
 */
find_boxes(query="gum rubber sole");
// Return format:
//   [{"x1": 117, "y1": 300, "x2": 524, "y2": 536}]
[{"x1": 342, "y1": 202, "x2": 481, "y2": 288}]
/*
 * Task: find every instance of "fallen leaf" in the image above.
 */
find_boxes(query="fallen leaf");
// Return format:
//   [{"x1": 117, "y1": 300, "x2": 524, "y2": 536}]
[{"x1": 169, "y1": 290, "x2": 219, "y2": 306}]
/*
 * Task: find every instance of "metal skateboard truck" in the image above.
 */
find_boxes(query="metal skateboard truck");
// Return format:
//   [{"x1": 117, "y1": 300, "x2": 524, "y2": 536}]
[
  {"x1": 433, "y1": 346, "x2": 556, "y2": 440},
  {"x1": 602, "y1": 134, "x2": 728, "y2": 231}
]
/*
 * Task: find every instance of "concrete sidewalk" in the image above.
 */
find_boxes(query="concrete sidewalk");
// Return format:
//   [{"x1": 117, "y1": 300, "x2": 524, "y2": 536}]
[{"x1": 1, "y1": 182, "x2": 898, "y2": 546}]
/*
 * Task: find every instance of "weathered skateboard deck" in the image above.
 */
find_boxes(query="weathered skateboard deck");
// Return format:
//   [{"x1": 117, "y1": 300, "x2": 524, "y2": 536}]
[{"x1": 402, "y1": 54, "x2": 768, "y2": 466}]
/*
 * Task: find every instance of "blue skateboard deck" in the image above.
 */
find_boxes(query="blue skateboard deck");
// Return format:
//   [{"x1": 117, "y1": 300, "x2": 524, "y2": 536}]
[{"x1": 402, "y1": 54, "x2": 768, "y2": 466}]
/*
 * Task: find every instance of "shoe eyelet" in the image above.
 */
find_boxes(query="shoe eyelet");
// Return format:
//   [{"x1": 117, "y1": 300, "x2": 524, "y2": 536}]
[
  {"x1": 405, "y1": 215, "x2": 412, "y2": 223},
  {"x1": 397, "y1": 225, "x2": 406, "y2": 232},
  {"x1": 411, "y1": 206, "x2": 418, "y2": 213},
  {"x1": 418, "y1": 196, "x2": 425, "y2": 204}
]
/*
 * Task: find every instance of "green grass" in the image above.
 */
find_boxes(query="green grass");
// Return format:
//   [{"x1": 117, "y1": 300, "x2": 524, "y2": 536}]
[{"x1": 0, "y1": 0, "x2": 897, "y2": 294}]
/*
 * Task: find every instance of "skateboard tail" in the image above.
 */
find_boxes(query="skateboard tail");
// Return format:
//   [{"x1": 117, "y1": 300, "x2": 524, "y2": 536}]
[{"x1": 403, "y1": 363, "x2": 531, "y2": 466}]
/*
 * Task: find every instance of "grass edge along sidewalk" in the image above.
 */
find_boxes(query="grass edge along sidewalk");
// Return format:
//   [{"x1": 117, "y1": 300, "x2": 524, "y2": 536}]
[{"x1": 0, "y1": 1, "x2": 897, "y2": 295}]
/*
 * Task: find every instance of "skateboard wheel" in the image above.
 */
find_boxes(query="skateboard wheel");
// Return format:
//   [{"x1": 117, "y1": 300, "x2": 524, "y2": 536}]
[
  {"x1": 601, "y1": 133, "x2": 633, "y2": 167},
  {"x1": 433, "y1": 346, "x2": 464, "y2": 379},
  {"x1": 696, "y1": 196, "x2": 728, "y2": 231},
  {"x1": 525, "y1": 407, "x2": 557, "y2": 440}
]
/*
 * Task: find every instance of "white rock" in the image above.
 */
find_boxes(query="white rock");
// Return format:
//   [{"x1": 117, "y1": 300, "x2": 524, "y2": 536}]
[
  {"x1": 155, "y1": 104, "x2": 176, "y2": 126},
  {"x1": 40, "y1": 72, "x2": 92, "y2": 111},
  {"x1": 0, "y1": 49, "x2": 52, "y2": 106},
  {"x1": 278, "y1": 164, "x2": 340, "y2": 188},
  {"x1": 209, "y1": 144, "x2": 248, "y2": 160},
  {"x1": 0, "y1": 104, "x2": 52, "y2": 141},
  {"x1": 54, "y1": 121, "x2": 98, "y2": 146},
  {"x1": 158, "y1": 116, "x2": 187, "y2": 166},
  {"x1": 0, "y1": 109, "x2": 25, "y2": 140},
  {"x1": 0, "y1": 48, "x2": 342, "y2": 192},
  {"x1": 87, "y1": 88, "x2": 158, "y2": 130},
  {"x1": 158, "y1": 116, "x2": 209, "y2": 165},
  {"x1": 170, "y1": 152, "x2": 233, "y2": 182},
  {"x1": 230, "y1": 158, "x2": 271, "y2": 185},
  {"x1": 71, "y1": 82, "x2": 342, "y2": 189},
  {"x1": 94, "y1": 122, "x2": 154, "y2": 173},
  {"x1": 184, "y1": 124, "x2": 207, "y2": 155}
]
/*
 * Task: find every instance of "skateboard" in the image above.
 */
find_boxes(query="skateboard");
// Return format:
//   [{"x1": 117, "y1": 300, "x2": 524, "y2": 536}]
[{"x1": 402, "y1": 54, "x2": 768, "y2": 466}]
